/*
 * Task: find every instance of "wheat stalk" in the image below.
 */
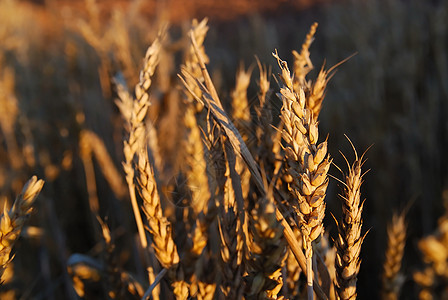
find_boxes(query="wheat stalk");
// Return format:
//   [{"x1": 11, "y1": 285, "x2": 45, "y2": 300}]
[
  {"x1": 79, "y1": 131, "x2": 100, "y2": 217},
  {"x1": 81, "y1": 130, "x2": 127, "y2": 199},
  {"x1": 285, "y1": 225, "x2": 302, "y2": 297},
  {"x1": 318, "y1": 233, "x2": 337, "y2": 300},
  {"x1": 115, "y1": 31, "x2": 175, "y2": 298},
  {"x1": 0, "y1": 176, "x2": 44, "y2": 281}
]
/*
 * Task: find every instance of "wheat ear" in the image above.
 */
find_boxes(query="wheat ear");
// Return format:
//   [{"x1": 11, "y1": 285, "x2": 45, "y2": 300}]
[
  {"x1": 254, "y1": 60, "x2": 279, "y2": 176},
  {"x1": 231, "y1": 65, "x2": 253, "y2": 200},
  {"x1": 244, "y1": 195, "x2": 286, "y2": 299},
  {"x1": 137, "y1": 150, "x2": 179, "y2": 269},
  {"x1": 274, "y1": 50, "x2": 330, "y2": 300},
  {"x1": 218, "y1": 137, "x2": 245, "y2": 299},
  {"x1": 292, "y1": 22, "x2": 317, "y2": 87},
  {"x1": 0, "y1": 65, "x2": 21, "y2": 170},
  {"x1": 183, "y1": 18, "x2": 209, "y2": 111},
  {"x1": 382, "y1": 211, "x2": 407, "y2": 300},
  {"x1": 292, "y1": 22, "x2": 339, "y2": 121},
  {"x1": 231, "y1": 64, "x2": 252, "y2": 137},
  {"x1": 182, "y1": 126, "x2": 220, "y2": 282},
  {"x1": 116, "y1": 30, "x2": 164, "y2": 252},
  {"x1": 334, "y1": 144, "x2": 367, "y2": 300},
  {"x1": 183, "y1": 105, "x2": 211, "y2": 216},
  {"x1": 0, "y1": 176, "x2": 44, "y2": 281},
  {"x1": 137, "y1": 151, "x2": 191, "y2": 299},
  {"x1": 190, "y1": 279, "x2": 216, "y2": 300}
]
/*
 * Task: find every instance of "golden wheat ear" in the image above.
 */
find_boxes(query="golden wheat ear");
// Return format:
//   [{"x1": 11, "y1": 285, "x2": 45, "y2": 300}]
[
  {"x1": 116, "y1": 28, "x2": 165, "y2": 254},
  {"x1": 334, "y1": 139, "x2": 368, "y2": 300},
  {"x1": 244, "y1": 194, "x2": 287, "y2": 299},
  {"x1": 0, "y1": 176, "x2": 44, "y2": 282},
  {"x1": 382, "y1": 210, "x2": 407, "y2": 300},
  {"x1": 136, "y1": 150, "x2": 192, "y2": 299},
  {"x1": 274, "y1": 48, "x2": 330, "y2": 300}
]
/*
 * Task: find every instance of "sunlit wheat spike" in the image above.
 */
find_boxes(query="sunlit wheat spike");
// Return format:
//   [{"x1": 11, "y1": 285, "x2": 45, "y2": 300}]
[
  {"x1": 254, "y1": 60, "x2": 278, "y2": 178},
  {"x1": 274, "y1": 49, "x2": 330, "y2": 299},
  {"x1": 181, "y1": 18, "x2": 212, "y2": 221},
  {"x1": 382, "y1": 211, "x2": 407, "y2": 300},
  {"x1": 190, "y1": 279, "x2": 216, "y2": 300},
  {"x1": 183, "y1": 104, "x2": 211, "y2": 216},
  {"x1": 183, "y1": 18, "x2": 209, "y2": 110},
  {"x1": 127, "y1": 29, "x2": 165, "y2": 163},
  {"x1": 244, "y1": 196, "x2": 286, "y2": 299},
  {"x1": 291, "y1": 22, "x2": 340, "y2": 121},
  {"x1": 0, "y1": 176, "x2": 44, "y2": 281},
  {"x1": 217, "y1": 138, "x2": 245, "y2": 299},
  {"x1": 136, "y1": 150, "x2": 179, "y2": 269},
  {"x1": 292, "y1": 22, "x2": 317, "y2": 86},
  {"x1": 231, "y1": 64, "x2": 252, "y2": 125},
  {"x1": 230, "y1": 64, "x2": 253, "y2": 200},
  {"x1": 334, "y1": 145, "x2": 367, "y2": 300},
  {"x1": 137, "y1": 150, "x2": 191, "y2": 299},
  {"x1": 116, "y1": 30, "x2": 165, "y2": 257},
  {"x1": 0, "y1": 65, "x2": 21, "y2": 170}
]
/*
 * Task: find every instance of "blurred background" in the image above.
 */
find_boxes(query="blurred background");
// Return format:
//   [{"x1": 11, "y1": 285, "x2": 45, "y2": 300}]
[{"x1": 0, "y1": 0, "x2": 447, "y2": 298}]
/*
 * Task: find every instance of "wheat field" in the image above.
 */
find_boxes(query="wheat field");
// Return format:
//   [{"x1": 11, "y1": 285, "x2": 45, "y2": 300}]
[{"x1": 0, "y1": 0, "x2": 447, "y2": 299}]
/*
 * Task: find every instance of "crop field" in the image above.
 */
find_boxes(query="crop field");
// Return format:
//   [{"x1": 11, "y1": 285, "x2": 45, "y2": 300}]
[{"x1": 0, "y1": 0, "x2": 447, "y2": 299}]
